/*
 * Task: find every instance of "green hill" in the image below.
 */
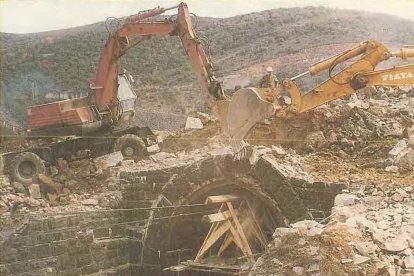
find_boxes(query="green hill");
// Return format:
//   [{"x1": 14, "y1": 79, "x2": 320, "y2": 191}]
[{"x1": 1, "y1": 7, "x2": 414, "y2": 122}]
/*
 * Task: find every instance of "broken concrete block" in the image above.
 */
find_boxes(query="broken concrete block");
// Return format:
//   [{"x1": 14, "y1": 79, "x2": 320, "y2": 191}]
[
  {"x1": 28, "y1": 184, "x2": 41, "y2": 199},
  {"x1": 353, "y1": 254, "x2": 370, "y2": 265},
  {"x1": 384, "y1": 238, "x2": 408, "y2": 252},
  {"x1": 272, "y1": 145, "x2": 287, "y2": 156},
  {"x1": 347, "y1": 93, "x2": 369, "y2": 109},
  {"x1": 404, "y1": 255, "x2": 414, "y2": 269},
  {"x1": 354, "y1": 241, "x2": 378, "y2": 256},
  {"x1": 383, "y1": 121, "x2": 404, "y2": 137},
  {"x1": 150, "y1": 152, "x2": 176, "y2": 162},
  {"x1": 292, "y1": 266, "x2": 304, "y2": 275},
  {"x1": 147, "y1": 144, "x2": 160, "y2": 153},
  {"x1": 24, "y1": 197, "x2": 40, "y2": 207},
  {"x1": 304, "y1": 131, "x2": 327, "y2": 149},
  {"x1": 385, "y1": 165, "x2": 399, "y2": 173},
  {"x1": 81, "y1": 198, "x2": 99, "y2": 206},
  {"x1": 389, "y1": 139, "x2": 407, "y2": 156},
  {"x1": 249, "y1": 147, "x2": 272, "y2": 165},
  {"x1": 185, "y1": 117, "x2": 203, "y2": 129},
  {"x1": 272, "y1": 227, "x2": 299, "y2": 238},
  {"x1": 334, "y1": 194, "x2": 358, "y2": 206},
  {"x1": 341, "y1": 258, "x2": 353, "y2": 264},
  {"x1": 395, "y1": 147, "x2": 414, "y2": 172}
]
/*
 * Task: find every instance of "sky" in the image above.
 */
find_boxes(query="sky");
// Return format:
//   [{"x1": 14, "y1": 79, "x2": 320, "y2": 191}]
[{"x1": 0, "y1": 0, "x2": 413, "y2": 34}]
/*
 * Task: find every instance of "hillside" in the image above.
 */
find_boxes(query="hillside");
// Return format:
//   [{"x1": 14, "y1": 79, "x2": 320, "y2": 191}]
[{"x1": 1, "y1": 6, "x2": 414, "y2": 123}]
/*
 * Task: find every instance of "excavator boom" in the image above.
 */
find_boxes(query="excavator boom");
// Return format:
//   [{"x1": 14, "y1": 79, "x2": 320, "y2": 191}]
[{"x1": 224, "y1": 41, "x2": 414, "y2": 145}]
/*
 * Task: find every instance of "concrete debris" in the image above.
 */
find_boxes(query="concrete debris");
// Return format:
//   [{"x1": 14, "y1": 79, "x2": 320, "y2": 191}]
[
  {"x1": 185, "y1": 117, "x2": 203, "y2": 129},
  {"x1": 249, "y1": 146, "x2": 272, "y2": 165},
  {"x1": 385, "y1": 165, "x2": 399, "y2": 173},
  {"x1": 307, "y1": 262, "x2": 320, "y2": 272},
  {"x1": 271, "y1": 145, "x2": 287, "y2": 156},
  {"x1": 81, "y1": 198, "x2": 99, "y2": 206},
  {"x1": 389, "y1": 139, "x2": 407, "y2": 156},
  {"x1": 341, "y1": 258, "x2": 353, "y2": 264},
  {"x1": 272, "y1": 227, "x2": 299, "y2": 238},
  {"x1": 354, "y1": 241, "x2": 378, "y2": 256},
  {"x1": 404, "y1": 254, "x2": 414, "y2": 269},
  {"x1": 28, "y1": 184, "x2": 41, "y2": 199},
  {"x1": 395, "y1": 148, "x2": 414, "y2": 173},
  {"x1": 334, "y1": 194, "x2": 358, "y2": 206},
  {"x1": 292, "y1": 266, "x2": 304, "y2": 275},
  {"x1": 383, "y1": 121, "x2": 404, "y2": 137},
  {"x1": 347, "y1": 93, "x2": 370, "y2": 109},
  {"x1": 196, "y1": 112, "x2": 213, "y2": 124},
  {"x1": 147, "y1": 144, "x2": 161, "y2": 153},
  {"x1": 304, "y1": 131, "x2": 327, "y2": 150},
  {"x1": 384, "y1": 238, "x2": 408, "y2": 252},
  {"x1": 12, "y1": 182, "x2": 25, "y2": 193},
  {"x1": 353, "y1": 254, "x2": 370, "y2": 265},
  {"x1": 291, "y1": 220, "x2": 323, "y2": 236}
]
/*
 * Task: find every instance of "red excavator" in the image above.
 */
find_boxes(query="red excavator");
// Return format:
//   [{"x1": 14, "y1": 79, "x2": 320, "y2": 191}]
[
  {"x1": 4, "y1": 3, "x2": 226, "y2": 183},
  {"x1": 27, "y1": 2, "x2": 225, "y2": 139}
]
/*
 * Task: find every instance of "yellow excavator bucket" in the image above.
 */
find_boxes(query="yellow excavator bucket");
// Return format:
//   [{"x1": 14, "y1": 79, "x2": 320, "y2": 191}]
[{"x1": 220, "y1": 87, "x2": 276, "y2": 142}]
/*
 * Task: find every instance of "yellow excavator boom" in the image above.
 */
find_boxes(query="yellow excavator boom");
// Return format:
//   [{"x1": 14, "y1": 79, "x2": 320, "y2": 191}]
[{"x1": 223, "y1": 40, "x2": 414, "y2": 146}]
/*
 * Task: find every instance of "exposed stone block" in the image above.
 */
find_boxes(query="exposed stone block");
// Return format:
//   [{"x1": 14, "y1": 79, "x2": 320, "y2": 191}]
[{"x1": 76, "y1": 253, "x2": 92, "y2": 267}]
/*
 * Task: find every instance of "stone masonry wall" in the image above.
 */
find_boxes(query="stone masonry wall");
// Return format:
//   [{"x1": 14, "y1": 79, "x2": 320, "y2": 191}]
[{"x1": 0, "y1": 209, "x2": 149, "y2": 276}]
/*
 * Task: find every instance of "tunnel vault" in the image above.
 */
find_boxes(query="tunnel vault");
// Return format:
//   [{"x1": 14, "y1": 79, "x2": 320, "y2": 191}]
[
  {"x1": 119, "y1": 150, "x2": 345, "y2": 275},
  {"x1": 0, "y1": 150, "x2": 345, "y2": 276}
]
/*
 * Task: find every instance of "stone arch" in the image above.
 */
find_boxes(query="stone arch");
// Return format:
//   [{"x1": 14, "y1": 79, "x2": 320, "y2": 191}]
[{"x1": 120, "y1": 151, "x2": 343, "y2": 274}]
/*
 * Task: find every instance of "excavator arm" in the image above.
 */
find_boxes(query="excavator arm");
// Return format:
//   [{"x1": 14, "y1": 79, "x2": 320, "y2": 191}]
[
  {"x1": 225, "y1": 41, "x2": 414, "y2": 142},
  {"x1": 90, "y1": 2, "x2": 225, "y2": 121}
]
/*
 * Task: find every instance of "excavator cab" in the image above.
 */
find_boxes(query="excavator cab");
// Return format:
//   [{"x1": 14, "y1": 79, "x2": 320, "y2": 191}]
[{"x1": 116, "y1": 71, "x2": 137, "y2": 123}]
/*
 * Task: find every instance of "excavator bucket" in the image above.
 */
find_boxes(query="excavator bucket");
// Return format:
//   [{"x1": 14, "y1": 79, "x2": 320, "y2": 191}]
[{"x1": 222, "y1": 87, "x2": 276, "y2": 141}]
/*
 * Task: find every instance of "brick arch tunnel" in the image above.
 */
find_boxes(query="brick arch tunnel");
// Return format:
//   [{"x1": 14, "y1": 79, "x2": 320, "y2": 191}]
[{"x1": 121, "y1": 150, "x2": 345, "y2": 274}]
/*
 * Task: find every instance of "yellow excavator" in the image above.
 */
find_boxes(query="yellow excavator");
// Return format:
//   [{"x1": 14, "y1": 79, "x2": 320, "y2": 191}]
[{"x1": 217, "y1": 41, "x2": 414, "y2": 146}]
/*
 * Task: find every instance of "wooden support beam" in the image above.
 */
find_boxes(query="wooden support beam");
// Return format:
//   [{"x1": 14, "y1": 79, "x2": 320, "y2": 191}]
[
  {"x1": 203, "y1": 209, "x2": 239, "y2": 223},
  {"x1": 205, "y1": 195, "x2": 239, "y2": 204},
  {"x1": 194, "y1": 220, "x2": 232, "y2": 262},
  {"x1": 195, "y1": 195, "x2": 262, "y2": 264},
  {"x1": 226, "y1": 202, "x2": 254, "y2": 261}
]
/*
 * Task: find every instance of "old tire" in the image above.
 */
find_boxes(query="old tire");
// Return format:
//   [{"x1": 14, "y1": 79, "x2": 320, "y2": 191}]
[
  {"x1": 114, "y1": 134, "x2": 146, "y2": 160},
  {"x1": 10, "y1": 152, "x2": 46, "y2": 184}
]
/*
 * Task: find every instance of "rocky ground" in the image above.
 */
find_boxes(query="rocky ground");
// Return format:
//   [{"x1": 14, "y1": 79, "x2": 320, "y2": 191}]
[{"x1": 0, "y1": 86, "x2": 413, "y2": 275}]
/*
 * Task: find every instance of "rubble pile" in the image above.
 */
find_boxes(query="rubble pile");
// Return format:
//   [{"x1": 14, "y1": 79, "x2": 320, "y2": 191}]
[
  {"x1": 0, "y1": 155, "x2": 123, "y2": 217},
  {"x1": 331, "y1": 186, "x2": 414, "y2": 275},
  {"x1": 250, "y1": 185, "x2": 414, "y2": 276},
  {"x1": 250, "y1": 182, "x2": 414, "y2": 276}
]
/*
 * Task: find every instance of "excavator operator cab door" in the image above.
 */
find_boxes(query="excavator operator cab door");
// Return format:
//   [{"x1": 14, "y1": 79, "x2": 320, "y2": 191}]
[{"x1": 117, "y1": 72, "x2": 137, "y2": 123}]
